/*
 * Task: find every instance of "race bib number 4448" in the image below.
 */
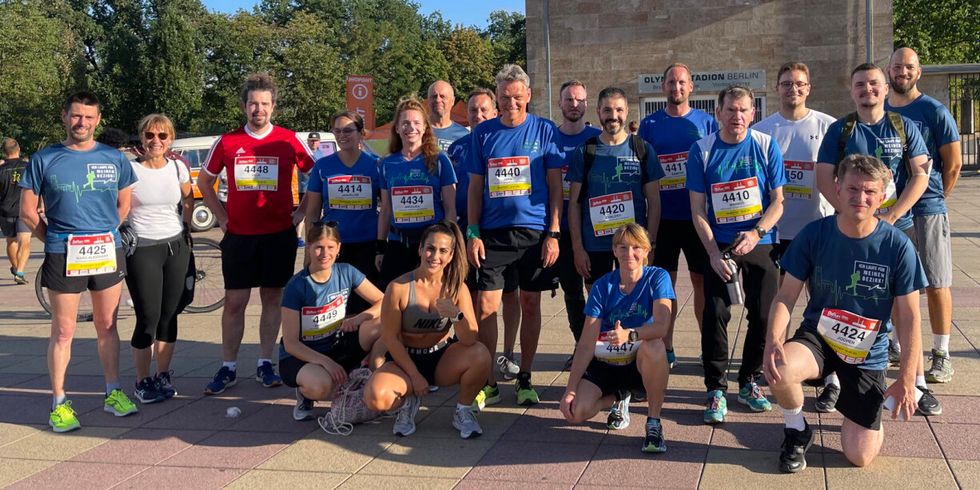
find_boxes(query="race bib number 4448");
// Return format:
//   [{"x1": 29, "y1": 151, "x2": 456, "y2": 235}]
[{"x1": 234, "y1": 156, "x2": 279, "y2": 191}]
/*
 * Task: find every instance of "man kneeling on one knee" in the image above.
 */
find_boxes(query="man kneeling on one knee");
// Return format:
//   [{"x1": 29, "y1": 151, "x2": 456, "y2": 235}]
[{"x1": 764, "y1": 154, "x2": 926, "y2": 472}]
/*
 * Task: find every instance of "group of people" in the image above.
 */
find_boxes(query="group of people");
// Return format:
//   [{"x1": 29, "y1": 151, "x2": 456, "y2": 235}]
[{"x1": 14, "y1": 45, "x2": 962, "y2": 472}]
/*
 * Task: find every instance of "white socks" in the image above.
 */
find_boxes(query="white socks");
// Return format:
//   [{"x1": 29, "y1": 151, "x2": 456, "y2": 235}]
[
  {"x1": 222, "y1": 361, "x2": 237, "y2": 371},
  {"x1": 781, "y1": 405, "x2": 806, "y2": 431},
  {"x1": 824, "y1": 373, "x2": 839, "y2": 388},
  {"x1": 934, "y1": 334, "x2": 950, "y2": 353}
]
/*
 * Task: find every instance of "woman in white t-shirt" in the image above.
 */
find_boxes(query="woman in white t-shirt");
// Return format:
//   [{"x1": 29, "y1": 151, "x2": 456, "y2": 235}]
[{"x1": 126, "y1": 114, "x2": 194, "y2": 404}]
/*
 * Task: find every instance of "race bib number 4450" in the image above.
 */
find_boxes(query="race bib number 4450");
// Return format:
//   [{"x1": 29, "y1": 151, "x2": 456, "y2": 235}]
[
  {"x1": 784, "y1": 160, "x2": 815, "y2": 200},
  {"x1": 710, "y1": 176, "x2": 763, "y2": 224},
  {"x1": 488, "y1": 156, "x2": 531, "y2": 198}
]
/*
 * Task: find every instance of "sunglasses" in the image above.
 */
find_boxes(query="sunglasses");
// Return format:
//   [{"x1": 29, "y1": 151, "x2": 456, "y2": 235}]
[
  {"x1": 144, "y1": 132, "x2": 169, "y2": 141},
  {"x1": 332, "y1": 128, "x2": 358, "y2": 135}
]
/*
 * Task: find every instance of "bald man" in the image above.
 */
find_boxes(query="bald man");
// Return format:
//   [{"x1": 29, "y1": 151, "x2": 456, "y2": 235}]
[{"x1": 428, "y1": 80, "x2": 470, "y2": 151}]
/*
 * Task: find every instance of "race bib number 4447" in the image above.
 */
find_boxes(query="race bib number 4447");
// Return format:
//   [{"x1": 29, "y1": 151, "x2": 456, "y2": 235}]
[
  {"x1": 817, "y1": 308, "x2": 881, "y2": 364},
  {"x1": 488, "y1": 156, "x2": 531, "y2": 198},
  {"x1": 234, "y1": 156, "x2": 279, "y2": 191},
  {"x1": 710, "y1": 176, "x2": 763, "y2": 224}
]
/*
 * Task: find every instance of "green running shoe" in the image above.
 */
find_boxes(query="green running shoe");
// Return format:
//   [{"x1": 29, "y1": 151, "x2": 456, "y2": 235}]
[
  {"x1": 515, "y1": 372, "x2": 539, "y2": 406},
  {"x1": 49, "y1": 400, "x2": 81, "y2": 433},
  {"x1": 641, "y1": 417, "x2": 667, "y2": 453},
  {"x1": 471, "y1": 384, "x2": 501, "y2": 412},
  {"x1": 703, "y1": 390, "x2": 727, "y2": 424},
  {"x1": 104, "y1": 389, "x2": 139, "y2": 417},
  {"x1": 737, "y1": 382, "x2": 772, "y2": 412}
]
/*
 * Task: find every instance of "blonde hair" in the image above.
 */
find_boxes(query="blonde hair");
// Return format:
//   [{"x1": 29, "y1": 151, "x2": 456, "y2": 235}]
[
  {"x1": 137, "y1": 113, "x2": 176, "y2": 142},
  {"x1": 612, "y1": 223, "x2": 652, "y2": 265}
]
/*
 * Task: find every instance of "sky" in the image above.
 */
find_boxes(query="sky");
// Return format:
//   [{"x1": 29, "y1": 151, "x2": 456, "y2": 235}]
[{"x1": 201, "y1": 0, "x2": 525, "y2": 28}]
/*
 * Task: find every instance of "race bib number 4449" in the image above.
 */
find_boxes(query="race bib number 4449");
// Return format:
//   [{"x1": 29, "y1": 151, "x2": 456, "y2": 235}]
[
  {"x1": 710, "y1": 176, "x2": 763, "y2": 224},
  {"x1": 301, "y1": 294, "x2": 347, "y2": 341},
  {"x1": 234, "y1": 156, "x2": 279, "y2": 191},
  {"x1": 488, "y1": 156, "x2": 531, "y2": 198}
]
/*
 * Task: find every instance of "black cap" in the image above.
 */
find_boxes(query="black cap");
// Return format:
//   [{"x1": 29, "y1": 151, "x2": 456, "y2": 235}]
[{"x1": 308, "y1": 132, "x2": 320, "y2": 140}]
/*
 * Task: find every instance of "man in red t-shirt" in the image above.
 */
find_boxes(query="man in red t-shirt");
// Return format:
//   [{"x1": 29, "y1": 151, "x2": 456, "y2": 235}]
[{"x1": 198, "y1": 73, "x2": 314, "y2": 394}]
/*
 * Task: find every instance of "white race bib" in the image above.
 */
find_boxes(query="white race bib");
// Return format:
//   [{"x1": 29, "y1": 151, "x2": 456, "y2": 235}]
[
  {"x1": 783, "y1": 160, "x2": 816, "y2": 200},
  {"x1": 878, "y1": 180, "x2": 898, "y2": 215},
  {"x1": 816, "y1": 308, "x2": 881, "y2": 365},
  {"x1": 710, "y1": 176, "x2": 763, "y2": 224},
  {"x1": 300, "y1": 294, "x2": 347, "y2": 341},
  {"x1": 234, "y1": 156, "x2": 279, "y2": 191},
  {"x1": 488, "y1": 156, "x2": 531, "y2": 198},
  {"x1": 328, "y1": 175, "x2": 372, "y2": 210},
  {"x1": 588, "y1": 192, "x2": 635, "y2": 237},
  {"x1": 392, "y1": 186, "x2": 434, "y2": 224},
  {"x1": 66, "y1": 233, "x2": 116, "y2": 277},
  {"x1": 658, "y1": 152, "x2": 687, "y2": 191},
  {"x1": 594, "y1": 340, "x2": 641, "y2": 366}
]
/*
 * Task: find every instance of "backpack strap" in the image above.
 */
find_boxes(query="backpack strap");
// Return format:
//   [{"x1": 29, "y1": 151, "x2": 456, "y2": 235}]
[
  {"x1": 576, "y1": 136, "x2": 600, "y2": 204},
  {"x1": 630, "y1": 134, "x2": 649, "y2": 184},
  {"x1": 836, "y1": 112, "x2": 858, "y2": 165},
  {"x1": 886, "y1": 111, "x2": 912, "y2": 175}
]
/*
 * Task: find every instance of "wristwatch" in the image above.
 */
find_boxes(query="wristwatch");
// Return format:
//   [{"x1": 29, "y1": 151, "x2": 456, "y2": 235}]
[
  {"x1": 754, "y1": 226, "x2": 767, "y2": 238},
  {"x1": 628, "y1": 329, "x2": 639, "y2": 343},
  {"x1": 449, "y1": 311, "x2": 464, "y2": 323},
  {"x1": 546, "y1": 230, "x2": 561, "y2": 240}
]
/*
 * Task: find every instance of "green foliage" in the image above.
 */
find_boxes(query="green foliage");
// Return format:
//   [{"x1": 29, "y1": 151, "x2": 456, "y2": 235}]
[
  {"x1": 443, "y1": 28, "x2": 495, "y2": 95},
  {"x1": 894, "y1": 0, "x2": 979, "y2": 64},
  {"x1": 485, "y1": 10, "x2": 526, "y2": 70}
]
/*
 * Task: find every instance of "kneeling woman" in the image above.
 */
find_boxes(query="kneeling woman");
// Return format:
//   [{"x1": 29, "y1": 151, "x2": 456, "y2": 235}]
[
  {"x1": 281, "y1": 222, "x2": 386, "y2": 422},
  {"x1": 363, "y1": 221, "x2": 489, "y2": 439},
  {"x1": 560, "y1": 223, "x2": 675, "y2": 453}
]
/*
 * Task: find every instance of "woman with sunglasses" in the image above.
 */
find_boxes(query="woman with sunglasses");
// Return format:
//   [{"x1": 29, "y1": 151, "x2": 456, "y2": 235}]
[
  {"x1": 305, "y1": 111, "x2": 381, "y2": 315},
  {"x1": 363, "y1": 221, "x2": 489, "y2": 439},
  {"x1": 376, "y1": 97, "x2": 457, "y2": 290},
  {"x1": 281, "y1": 221, "x2": 385, "y2": 421},
  {"x1": 126, "y1": 114, "x2": 193, "y2": 404}
]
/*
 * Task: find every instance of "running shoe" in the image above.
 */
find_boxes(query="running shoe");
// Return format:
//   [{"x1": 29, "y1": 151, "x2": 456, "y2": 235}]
[
  {"x1": 607, "y1": 392, "x2": 632, "y2": 430},
  {"x1": 496, "y1": 355, "x2": 520, "y2": 381},
  {"x1": 737, "y1": 382, "x2": 772, "y2": 412},
  {"x1": 104, "y1": 389, "x2": 139, "y2": 417},
  {"x1": 778, "y1": 421, "x2": 813, "y2": 473},
  {"x1": 641, "y1": 417, "x2": 667, "y2": 453},
  {"x1": 393, "y1": 395, "x2": 420, "y2": 437},
  {"x1": 471, "y1": 384, "x2": 501, "y2": 412},
  {"x1": 888, "y1": 342, "x2": 901, "y2": 366},
  {"x1": 13, "y1": 272, "x2": 27, "y2": 285},
  {"x1": 666, "y1": 349, "x2": 676, "y2": 369},
  {"x1": 134, "y1": 376, "x2": 165, "y2": 404},
  {"x1": 155, "y1": 370, "x2": 177, "y2": 399},
  {"x1": 703, "y1": 390, "x2": 727, "y2": 424},
  {"x1": 453, "y1": 405, "x2": 483, "y2": 439},
  {"x1": 293, "y1": 388, "x2": 314, "y2": 421},
  {"x1": 926, "y1": 349, "x2": 954, "y2": 383},
  {"x1": 256, "y1": 361, "x2": 282, "y2": 388},
  {"x1": 631, "y1": 390, "x2": 648, "y2": 403},
  {"x1": 917, "y1": 386, "x2": 942, "y2": 416},
  {"x1": 814, "y1": 384, "x2": 840, "y2": 413},
  {"x1": 515, "y1": 372, "x2": 540, "y2": 406},
  {"x1": 204, "y1": 366, "x2": 237, "y2": 395},
  {"x1": 49, "y1": 400, "x2": 81, "y2": 433}
]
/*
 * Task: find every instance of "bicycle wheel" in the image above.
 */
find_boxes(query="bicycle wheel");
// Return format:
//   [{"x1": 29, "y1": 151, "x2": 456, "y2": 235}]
[
  {"x1": 184, "y1": 237, "x2": 225, "y2": 313},
  {"x1": 35, "y1": 269, "x2": 95, "y2": 322}
]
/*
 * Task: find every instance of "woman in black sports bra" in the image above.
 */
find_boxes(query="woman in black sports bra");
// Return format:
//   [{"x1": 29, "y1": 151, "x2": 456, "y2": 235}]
[{"x1": 363, "y1": 221, "x2": 490, "y2": 439}]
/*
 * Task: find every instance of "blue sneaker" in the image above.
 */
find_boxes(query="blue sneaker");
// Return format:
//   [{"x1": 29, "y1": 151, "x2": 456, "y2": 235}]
[
  {"x1": 703, "y1": 390, "x2": 727, "y2": 424},
  {"x1": 134, "y1": 376, "x2": 165, "y2": 404},
  {"x1": 256, "y1": 361, "x2": 282, "y2": 388},
  {"x1": 666, "y1": 349, "x2": 676, "y2": 369},
  {"x1": 738, "y1": 382, "x2": 772, "y2": 412},
  {"x1": 204, "y1": 366, "x2": 237, "y2": 395}
]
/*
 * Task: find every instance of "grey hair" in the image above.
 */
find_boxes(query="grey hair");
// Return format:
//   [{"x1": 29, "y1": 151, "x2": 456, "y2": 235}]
[{"x1": 495, "y1": 64, "x2": 530, "y2": 88}]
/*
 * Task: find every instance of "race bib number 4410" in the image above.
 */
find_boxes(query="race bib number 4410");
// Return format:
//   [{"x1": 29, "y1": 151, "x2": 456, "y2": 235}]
[
  {"x1": 488, "y1": 156, "x2": 531, "y2": 198},
  {"x1": 710, "y1": 176, "x2": 763, "y2": 224},
  {"x1": 234, "y1": 156, "x2": 279, "y2": 191}
]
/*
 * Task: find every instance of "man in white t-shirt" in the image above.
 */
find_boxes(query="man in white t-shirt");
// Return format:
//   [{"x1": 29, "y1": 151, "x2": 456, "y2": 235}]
[{"x1": 752, "y1": 62, "x2": 838, "y2": 412}]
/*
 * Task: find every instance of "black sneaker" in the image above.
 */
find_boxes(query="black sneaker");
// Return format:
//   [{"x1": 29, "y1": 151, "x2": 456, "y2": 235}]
[
  {"x1": 778, "y1": 422, "x2": 813, "y2": 473},
  {"x1": 916, "y1": 386, "x2": 942, "y2": 416},
  {"x1": 888, "y1": 343, "x2": 901, "y2": 366},
  {"x1": 134, "y1": 376, "x2": 165, "y2": 404},
  {"x1": 155, "y1": 370, "x2": 177, "y2": 400},
  {"x1": 814, "y1": 384, "x2": 839, "y2": 413}
]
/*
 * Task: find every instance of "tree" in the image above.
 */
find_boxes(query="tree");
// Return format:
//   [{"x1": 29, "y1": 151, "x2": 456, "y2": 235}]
[
  {"x1": 149, "y1": 0, "x2": 206, "y2": 127},
  {"x1": 442, "y1": 28, "x2": 495, "y2": 95},
  {"x1": 894, "y1": 0, "x2": 979, "y2": 64},
  {"x1": 485, "y1": 10, "x2": 526, "y2": 70},
  {"x1": 276, "y1": 11, "x2": 345, "y2": 130}
]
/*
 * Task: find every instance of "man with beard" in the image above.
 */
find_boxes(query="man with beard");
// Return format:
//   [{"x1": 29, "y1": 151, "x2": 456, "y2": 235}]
[
  {"x1": 688, "y1": 85, "x2": 786, "y2": 424},
  {"x1": 198, "y1": 73, "x2": 315, "y2": 395},
  {"x1": 429, "y1": 80, "x2": 470, "y2": 151},
  {"x1": 885, "y1": 48, "x2": 962, "y2": 387},
  {"x1": 639, "y1": 63, "x2": 717, "y2": 368},
  {"x1": 567, "y1": 86, "x2": 663, "y2": 428},
  {"x1": 555, "y1": 80, "x2": 601, "y2": 352}
]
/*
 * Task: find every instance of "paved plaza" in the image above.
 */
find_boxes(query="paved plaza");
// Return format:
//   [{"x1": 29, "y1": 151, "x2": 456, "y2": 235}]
[{"x1": 1, "y1": 178, "x2": 979, "y2": 488}]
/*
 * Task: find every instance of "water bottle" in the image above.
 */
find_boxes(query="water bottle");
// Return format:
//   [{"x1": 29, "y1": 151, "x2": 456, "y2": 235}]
[{"x1": 723, "y1": 253, "x2": 744, "y2": 305}]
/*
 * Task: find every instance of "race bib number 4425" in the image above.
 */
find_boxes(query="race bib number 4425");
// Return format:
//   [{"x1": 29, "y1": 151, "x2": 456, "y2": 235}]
[
  {"x1": 488, "y1": 156, "x2": 531, "y2": 198},
  {"x1": 66, "y1": 233, "x2": 116, "y2": 277}
]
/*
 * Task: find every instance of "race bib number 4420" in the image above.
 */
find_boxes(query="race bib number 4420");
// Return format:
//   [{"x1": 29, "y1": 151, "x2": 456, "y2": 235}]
[
  {"x1": 589, "y1": 192, "x2": 635, "y2": 237},
  {"x1": 488, "y1": 156, "x2": 531, "y2": 198},
  {"x1": 710, "y1": 176, "x2": 763, "y2": 224},
  {"x1": 234, "y1": 156, "x2": 279, "y2": 191}
]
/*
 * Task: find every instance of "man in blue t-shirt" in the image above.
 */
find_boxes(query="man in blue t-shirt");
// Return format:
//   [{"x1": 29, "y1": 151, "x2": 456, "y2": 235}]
[
  {"x1": 428, "y1": 80, "x2": 470, "y2": 152},
  {"x1": 466, "y1": 64, "x2": 564, "y2": 408},
  {"x1": 687, "y1": 85, "x2": 786, "y2": 424},
  {"x1": 19, "y1": 91, "x2": 141, "y2": 432},
  {"x1": 638, "y1": 63, "x2": 718, "y2": 368},
  {"x1": 555, "y1": 80, "x2": 601, "y2": 349},
  {"x1": 764, "y1": 154, "x2": 926, "y2": 473},
  {"x1": 887, "y1": 48, "x2": 962, "y2": 389}
]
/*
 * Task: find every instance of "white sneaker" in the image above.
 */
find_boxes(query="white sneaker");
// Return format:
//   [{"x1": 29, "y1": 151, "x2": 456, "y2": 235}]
[
  {"x1": 393, "y1": 395, "x2": 420, "y2": 437},
  {"x1": 495, "y1": 355, "x2": 520, "y2": 381},
  {"x1": 453, "y1": 406, "x2": 483, "y2": 439},
  {"x1": 293, "y1": 388, "x2": 314, "y2": 421}
]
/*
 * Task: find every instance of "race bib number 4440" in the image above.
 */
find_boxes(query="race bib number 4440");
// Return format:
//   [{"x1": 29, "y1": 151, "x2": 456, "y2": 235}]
[
  {"x1": 234, "y1": 156, "x2": 279, "y2": 191},
  {"x1": 710, "y1": 176, "x2": 763, "y2": 224},
  {"x1": 488, "y1": 156, "x2": 531, "y2": 198},
  {"x1": 817, "y1": 308, "x2": 881, "y2": 364}
]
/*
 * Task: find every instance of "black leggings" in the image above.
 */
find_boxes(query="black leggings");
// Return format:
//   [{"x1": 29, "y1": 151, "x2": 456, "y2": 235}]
[{"x1": 126, "y1": 235, "x2": 190, "y2": 349}]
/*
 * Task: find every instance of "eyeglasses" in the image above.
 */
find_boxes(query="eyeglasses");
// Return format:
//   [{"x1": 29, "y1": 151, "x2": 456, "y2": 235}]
[
  {"x1": 332, "y1": 128, "x2": 358, "y2": 135},
  {"x1": 144, "y1": 132, "x2": 169, "y2": 141},
  {"x1": 778, "y1": 81, "x2": 810, "y2": 89}
]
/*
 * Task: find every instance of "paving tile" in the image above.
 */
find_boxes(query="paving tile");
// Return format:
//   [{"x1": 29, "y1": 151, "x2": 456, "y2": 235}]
[
  {"x1": 358, "y1": 437, "x2": 494, "y2": 478},
  {"x1": 926, "y1": 394, "x2": 980, "y2": 424},
  {"x1": 403, "y1": 405, "x2": 522, "y2": 441},
  {"x1": 0, "y1": 426, "x2": 127, "y2": 460},
  {"x1": 0, "y1": 393, "x2": 56, "y2": 425},
  {"x1": 0, "y1": 458, "x2": 57, "y2": 487},
  {"x1": 824, "y1": 454, "x2": 956, "y2": 487},
  {"x1": 0, "y1": 423, "x2": 45, "y2": 447},
  {"x1": 228, "y1": 402, "x2": 321, "y2": 436},
  {"x1": 337, "y1": 474, "x2": 457, "y2": 489},
  {"x1": 70, "y1": 428, "x2": 214, "y2": 465},
  {"x1": 710, "y1": 419, "x2": 787, "y2": 451},
  {"x1": 226, "y1": 469, "x2": 349, "y2": 488},
  {"x1": 599, "y1": 411, "x2": 712, "y2": 453},
  {"x1": 949, "y1": 460, "x2": 980, "y2": 489},
  {"x1": 497, "y1": 404, "x2": 607, "y2": 445},
  {"x1": 143, "y1": 397, "x2": 270, "y2": 430},
  {"x1": 114, "y1": 466, "x2": 245, "y2": 489},
  {"x1": 0, "y1": 373, "x2": 43, "y2": 389},
  {"x1": 258, "y1": 434, "x2": 391, "y2": 473},
  {"x1": 6, "y1": 461, "x2": 147, "y2": 489},
  {"x1": 701, "y1": 448, "x2": 824, "y2": 488},
  {"x1": 819, "y1": 420, "x2": 943, "y2": 459},
  {"x1": 465, "y1": 440, "x2": 599, "y2": 484},
  {"x1": 455, "y1": 479, "x2": 570, "y2": 490},
  {"x1": 578, "y1": 445, "x2": 703, "y2": 487},
  {"x1": 158, "y1": 430, "x2": 295, "y2": 469},
  {"x1": 931, "y1": 422, "x2": 980, "y2": 460}
]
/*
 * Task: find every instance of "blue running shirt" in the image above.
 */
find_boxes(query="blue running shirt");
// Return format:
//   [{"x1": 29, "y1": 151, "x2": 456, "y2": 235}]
[
  {"x1": 307, "y1": 151, "x2": 380, "y2": 243},
  {"x1": 280, "y1": 263, "x2": 367, "y2": 359},
  {"x1": 379, "y1": 152, "x2": 456, "y2": 236}
]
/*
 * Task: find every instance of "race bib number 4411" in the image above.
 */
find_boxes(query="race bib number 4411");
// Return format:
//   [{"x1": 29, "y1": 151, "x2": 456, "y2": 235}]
[
  {"x1": 234, "y1": 156, "x2": 279, "y2": 191},
  {"x1": 658, "y1": 152, "x2": 688, "y2": 191},
  {"x1": 488, "y1": 156, "x2": 531, "y2": 198},
  {"x1": 710, "y1": 176, "x2": 763, "y2": 224}
]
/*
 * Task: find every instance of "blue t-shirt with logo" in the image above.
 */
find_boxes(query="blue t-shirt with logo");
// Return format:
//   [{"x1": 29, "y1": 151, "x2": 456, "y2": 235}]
[
  {"x1": 307, "y1": 151, "x2": 380, "y2": 243},
  {"x1": 639, "y1": 109, "x2": 718, "y2": 220},
  {"x1": 379, "y1": 152, "x2": 456, "y2": 237},
  {"x1": 468, "y1": 114, "x2": 564, "y2": 231},
  {"x1": 781, "y1": 216, "x2": 927, "y2": 370},
  {"x1": 434, "y1": 122, "x2": 470, "y2": 153},
  {"x1": 817, "y1": 114, "x2": 929, "y2": 230},
  {"x1": 585, "y1": 266, "x2": 675, "y2": 332},
  {"x1": 686, "y1": 130, "x2": 787, "y2": 245},
  {"x1": 447, "y1": 134, "x2": 473, "y2": 229},
  {"x1": 280, "y1": 263, "x2": 367, "y2": 360},
  {"x1": 556, "y1": 126, "x2": 602, "y2": 229},
  {"x1": 885, "y1": 94, "x2": 960, "y2": 216},
  {"x1": 567, "y1": 138, "x2": 664, "y2": 252},
  {"x1": 20, "y1": 143, "x2": 138, "y2": 253}
]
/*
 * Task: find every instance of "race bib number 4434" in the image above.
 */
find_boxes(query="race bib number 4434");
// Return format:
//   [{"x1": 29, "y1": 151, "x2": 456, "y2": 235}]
[
  {"x1": 488, "y1": 156, "x2": 531, "y2": 198},
  {"x1": 710, "y1": 176, "x2": 763, "y2": 224},
  {"x1": 392, "y1": 186, "x2": 435, "y2": 224},
  {"x1": 234, "y1": 156, "x2": 279, "y2": 191}
]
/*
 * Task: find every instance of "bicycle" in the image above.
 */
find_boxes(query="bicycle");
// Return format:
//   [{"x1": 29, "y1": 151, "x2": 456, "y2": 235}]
[{"x1": 36, "y1": 237, "x2": 224, "y2": 319}]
